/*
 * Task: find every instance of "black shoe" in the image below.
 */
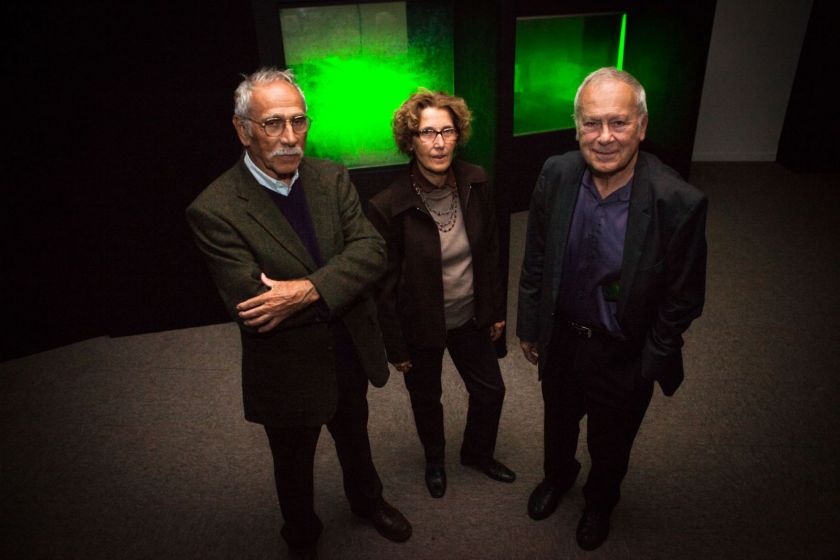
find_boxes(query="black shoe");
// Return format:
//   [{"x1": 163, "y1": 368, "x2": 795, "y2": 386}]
[
  {"x1": 287, "y1": 545, "x2": 318, "y2": 560},
  {"x1": 462, "y1": 458, "x2": 516, "y2": 483},
  {"x1": 527, "y1": 479, "x2": 571, "y2": 520},
  {"x1": 425, "y1": 465, "x2": 447, "y2": 498},
  {"x1": 363, "y1": 500, "x2": 412, "y2": 542},
  {"x1": 576, "y1": 509, "x2": 611, "y2": 551}
]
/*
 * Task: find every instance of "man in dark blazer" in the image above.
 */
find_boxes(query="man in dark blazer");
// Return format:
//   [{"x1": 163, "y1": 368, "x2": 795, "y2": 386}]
[
  {"x1": 186, "y1": 68, "x2": 411, "y2": 558},
  {"x1": 517, "y1": 68, "x2": 707, "y2": 551}
]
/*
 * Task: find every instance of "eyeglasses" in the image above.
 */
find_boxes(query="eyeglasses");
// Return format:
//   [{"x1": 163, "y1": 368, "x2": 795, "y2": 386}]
[
  {"x1": 416, "y1": 127, "x2": 458, "y2": 143},
  {"x1": 242, "y1": 115, "x2": 311, "y2": 137},
  {"x1": 579, "y1": 119, "x2": 635, "y2": 136}
]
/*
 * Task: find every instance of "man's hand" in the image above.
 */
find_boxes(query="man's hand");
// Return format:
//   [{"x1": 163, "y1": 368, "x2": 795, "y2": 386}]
[
  {"x1": 489, "y1": 321, "x2": 506, "y2": 342},
  {"x1": 392, "y1": 361, "x2": 412, "y2": 373},
  {"x1": 519, "y1": 340, "x2": 539, "y2": 365},
  {"x1": 237, "y1": 273, "x2": 320, "y2": 333}
]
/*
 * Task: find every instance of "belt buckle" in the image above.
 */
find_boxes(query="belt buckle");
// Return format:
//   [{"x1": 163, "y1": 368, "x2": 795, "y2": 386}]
[{"x1": 569, "y1": 321, "x2": 593, "y2": 339}]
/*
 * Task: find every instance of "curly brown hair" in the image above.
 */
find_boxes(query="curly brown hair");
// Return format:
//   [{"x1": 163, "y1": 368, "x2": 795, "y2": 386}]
[{"x1": 392, "y1": 88, "x2": 473, "y2": 155}]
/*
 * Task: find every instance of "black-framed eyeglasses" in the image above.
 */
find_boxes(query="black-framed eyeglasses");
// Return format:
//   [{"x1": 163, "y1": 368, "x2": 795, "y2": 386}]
[
  {"x1": 416, "y1": 127, "x2": 458, "y2": 143},
  {"x1": 242, "y1": 115, "x2": 311, "y2": 137}
]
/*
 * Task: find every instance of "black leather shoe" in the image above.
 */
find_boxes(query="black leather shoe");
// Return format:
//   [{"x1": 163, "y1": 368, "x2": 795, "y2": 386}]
[
  {"x1": 425, "y1": 465, "x2": 447, "y2": 498},
  {"x1": 528, "y1": 479, "x2": 569, "y2": 520},
  {"x1": 576, "y1": 509, "x2": 611, "y2": 551},
  {"x1": 287, "y1": 545, "x2": 318, "y2": 560},
  {"x1": 462, "y1": 458, "x2": 516, "y2": 483},
  {"x1": 364, "y1": 500, "x2": 412, "y2": 542}
]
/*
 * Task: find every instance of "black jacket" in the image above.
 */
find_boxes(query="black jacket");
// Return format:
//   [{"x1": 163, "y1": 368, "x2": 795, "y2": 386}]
[
  {"x1": 367, "y1": 159, "x2": 506, "y2": 363},
  {"x1": 517, "y1": 151, "x2": 707, "y2": 396}
]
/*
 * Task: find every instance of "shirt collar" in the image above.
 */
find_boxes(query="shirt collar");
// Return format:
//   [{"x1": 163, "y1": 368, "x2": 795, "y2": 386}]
[
  {"x1": 243, "y1": 151, "x2": 299, "y2": 197},
  {"x1": 582, "y1": 168, "x2": 633, "y2": 202}
]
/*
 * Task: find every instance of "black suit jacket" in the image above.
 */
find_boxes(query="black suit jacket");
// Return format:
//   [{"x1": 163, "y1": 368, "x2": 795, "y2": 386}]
[
  {"x1": 517, "y1": 151, "x2": 707, "y2": 396},
  {"x1": 186, "y1": 156, "x2": 390, "y2": 426}
]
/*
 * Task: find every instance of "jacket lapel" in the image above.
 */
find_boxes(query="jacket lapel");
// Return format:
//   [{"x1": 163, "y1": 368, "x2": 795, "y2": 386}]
[
  {"x1": 233, "y1": 158, "x2": 318, "y2": 272},
  {"x1": 550, "y1": 160, "x2": 585, "y2": 304},
  {"x1": 617, "y1": 153, "x2": 653, "y2": 319}
]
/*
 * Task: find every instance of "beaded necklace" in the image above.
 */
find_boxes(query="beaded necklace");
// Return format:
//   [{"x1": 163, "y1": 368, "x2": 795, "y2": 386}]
[{"x1": 411, "y1": 171, "x2": 458, "y2": 232}]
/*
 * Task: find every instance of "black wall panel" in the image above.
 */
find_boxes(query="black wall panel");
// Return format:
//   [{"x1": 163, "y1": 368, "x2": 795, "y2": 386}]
[{"x1": 777, "y1": 0, "x2": 837, "y2": 172}]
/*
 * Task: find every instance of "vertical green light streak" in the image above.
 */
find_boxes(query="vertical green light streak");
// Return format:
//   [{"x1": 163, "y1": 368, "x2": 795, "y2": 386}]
[
  {"x1": 616, "y1": 13, "x2": 627, "y2": 70},
  {"x1": 513, "y1": 13, "x2": 627, "y2": 135}
]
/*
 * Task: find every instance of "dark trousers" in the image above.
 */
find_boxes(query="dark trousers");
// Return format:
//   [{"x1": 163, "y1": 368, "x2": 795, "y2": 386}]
[
  {"x1": 263, "y1": 345, "x2": 383, "y2": 550},
  {"x1": 542, "y1": 322, "x2": 653, "y2": 512},
  {"x1": 404, "y1": 319, "x2": 506, "y2": 466}
]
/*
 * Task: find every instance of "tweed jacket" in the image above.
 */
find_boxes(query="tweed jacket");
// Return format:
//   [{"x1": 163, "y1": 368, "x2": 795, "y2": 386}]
[
  {"x1": 367, "y1": 159, "x2": 506, "y2": 364},
  {"x1": 517, "y1": 151, "x2": 707, "y2": 396},
  {"x1": 186, "y1": 156, "x2": 389, "y2": 426}
]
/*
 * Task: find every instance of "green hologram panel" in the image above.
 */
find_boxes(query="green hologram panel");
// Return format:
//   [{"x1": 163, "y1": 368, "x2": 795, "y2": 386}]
[
  {"x1": 513, "y1": 13, "x2": 626, "y2": 136},
  {"x1": 280, "y1": 2, "x2": 454, "y2": 169}
]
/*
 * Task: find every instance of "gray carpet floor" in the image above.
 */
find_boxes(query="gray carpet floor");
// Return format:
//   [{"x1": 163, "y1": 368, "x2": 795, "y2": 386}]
[{"x1": 2, "y1": 162, "x2": 839, "y2": 559}]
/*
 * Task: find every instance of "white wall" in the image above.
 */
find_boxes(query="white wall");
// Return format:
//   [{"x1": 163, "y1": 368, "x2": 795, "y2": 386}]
[{"x1": 692, "y1": 0, "x2": 813, "y2": 161}]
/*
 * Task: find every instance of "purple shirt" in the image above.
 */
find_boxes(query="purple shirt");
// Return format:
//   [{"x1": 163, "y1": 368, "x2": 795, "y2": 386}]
[{"x1": 557, "y1": 169, "x2": 632, "y2": 335}]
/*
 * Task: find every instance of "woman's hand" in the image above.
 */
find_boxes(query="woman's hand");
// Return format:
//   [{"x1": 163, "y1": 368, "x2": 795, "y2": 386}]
[{"x1": 519, "y1": 340, "x2": 539, "y2": 365}]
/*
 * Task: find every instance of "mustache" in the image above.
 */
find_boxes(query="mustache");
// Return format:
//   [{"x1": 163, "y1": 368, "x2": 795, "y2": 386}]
[{"x1": 271, "y1": 147, "x2": 304, "y2": 157}]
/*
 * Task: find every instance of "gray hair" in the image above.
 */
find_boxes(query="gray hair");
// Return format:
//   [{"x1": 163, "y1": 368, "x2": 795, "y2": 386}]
[
  {"x1": 233, "y1": 67, "x2": 307, "y2": 136},
  {"x1": 573, "y1": 67, "x2": 648, "y2": 130}
]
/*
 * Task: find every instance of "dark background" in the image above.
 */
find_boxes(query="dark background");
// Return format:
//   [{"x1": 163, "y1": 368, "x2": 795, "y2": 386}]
[{"x1": 1, "y1": 0, "x2": 831, "y2": 361}]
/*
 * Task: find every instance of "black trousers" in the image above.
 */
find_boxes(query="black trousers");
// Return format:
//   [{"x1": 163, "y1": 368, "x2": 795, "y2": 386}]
[
  {"x1": 542, "y1": 321, "x2": 653, "y2": 512},
  {"x1": 263, "y1": 341, "x2": 383, "y2": 550},
  {"x1": 404, "y1": 319, "x2": 506, "y2": 466}
]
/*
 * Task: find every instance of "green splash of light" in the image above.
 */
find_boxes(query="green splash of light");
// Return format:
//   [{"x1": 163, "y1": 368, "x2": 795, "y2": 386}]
[
  {"x1": 513, "y1": 13, "x2": 627, "y2": 136},
  {"x1": 281, "y1": 3, "x2": 453, "y2": 169},
  {"x1": 617, "y1": 13, "x2": 627, "y2": 71},
  {"x1": 294, "y1": 55, "x2": 432, "y2": 168}
]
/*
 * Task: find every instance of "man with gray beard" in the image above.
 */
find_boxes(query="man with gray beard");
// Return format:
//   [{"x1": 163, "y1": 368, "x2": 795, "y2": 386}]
[{"x1": 187, "y1": 68, "x2": 411, "y2": 559}]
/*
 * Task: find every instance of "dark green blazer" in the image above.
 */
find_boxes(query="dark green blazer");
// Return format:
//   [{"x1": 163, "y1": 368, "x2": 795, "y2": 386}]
[
  {"x1": 187, "y1": 156, "x2": 389, "y2": 426},
  {"x1": 517, "y1": 151, "x2": 707, "y2": 396}
]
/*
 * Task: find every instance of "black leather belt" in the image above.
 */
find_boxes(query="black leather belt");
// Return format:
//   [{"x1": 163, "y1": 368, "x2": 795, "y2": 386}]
[
  {"x1": 563, "y1": 319, "x2": 617, "y2": 340},
  {"x1": 568, "y1": 321, "x2": 596, "y2": 338}
]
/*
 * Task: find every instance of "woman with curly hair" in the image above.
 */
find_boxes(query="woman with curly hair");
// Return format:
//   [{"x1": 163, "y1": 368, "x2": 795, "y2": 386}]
[{"x1": 367, "y1": 89, "x2": 514, "y2": 499}]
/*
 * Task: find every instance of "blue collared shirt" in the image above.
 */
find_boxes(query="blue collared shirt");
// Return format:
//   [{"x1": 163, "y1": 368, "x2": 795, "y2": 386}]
[
  {"x1": 557, "y1": 169, "x2": 632, "y2": 335},
  {"x1": 243, "y1": 151, "x2": 299, "y2": 196}
]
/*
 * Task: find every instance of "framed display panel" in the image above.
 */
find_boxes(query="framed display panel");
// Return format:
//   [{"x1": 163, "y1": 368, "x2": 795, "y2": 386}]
[
  {"x1": 278, "y1": 1, "x2": 454, "y2": 168},
  {"x1": 513, "y1": 12, "x2": 626, "y2": 136}
]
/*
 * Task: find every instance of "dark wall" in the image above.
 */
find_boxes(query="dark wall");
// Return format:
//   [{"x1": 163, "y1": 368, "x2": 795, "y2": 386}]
[
  {"x1": 101, "y1": 3, "x2": 259, "y2": 339},
  {"x1": 3, "y1": 1, "x2": 258, "y2": 359},
  {"x1": 624, "y1": 2, "x2": 716, "y2": 177},
  {"x1": 777, "y1": 0, "x2": 837, "y2": 172},
  {"x1": 453, "y1": 0, "x2": 510, "y2": 356}
]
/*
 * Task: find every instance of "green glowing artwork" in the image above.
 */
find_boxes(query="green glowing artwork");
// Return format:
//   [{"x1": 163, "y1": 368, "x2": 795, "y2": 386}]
[
  {"x1": 280, "y1": 2, "x2": 454, "y2": 168},
  {"x1": 514, "y1": 13, "x2": 627, "y2": 136}
]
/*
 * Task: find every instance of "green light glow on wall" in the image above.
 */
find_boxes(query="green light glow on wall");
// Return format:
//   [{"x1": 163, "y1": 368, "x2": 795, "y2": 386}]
[
  {"x1": 513, "y1": 12, "x2": 627, "y2": 136},
  {"x1": 280, "y1": 2, "x2": 453, "y2": 168}
]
